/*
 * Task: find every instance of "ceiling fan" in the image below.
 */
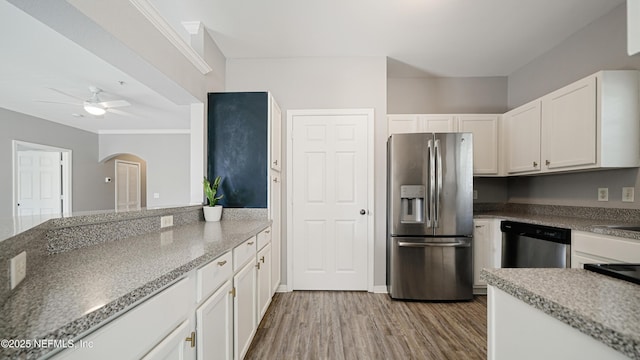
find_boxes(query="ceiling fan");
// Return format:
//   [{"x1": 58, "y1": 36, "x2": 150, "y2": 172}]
[{"x1": 37, "y1": 86, "x2": 131, "y2": 117}]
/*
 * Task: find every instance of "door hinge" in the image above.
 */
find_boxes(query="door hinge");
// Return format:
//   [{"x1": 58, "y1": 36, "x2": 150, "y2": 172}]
[{"x1": 229, "y1": 287, "x2": 236, "y2": 297}]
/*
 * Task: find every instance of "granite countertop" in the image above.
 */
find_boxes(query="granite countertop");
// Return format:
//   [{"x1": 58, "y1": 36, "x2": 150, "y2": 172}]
[
  {"x1": 482, "y1": 268, "x2": 640, "y2": 359},
  {"x1": 475, "y1": 211, "x2": 640, "y2": 240},
  {"x1": 0, "y1": 219, "x2": 270, "y2": 359}
]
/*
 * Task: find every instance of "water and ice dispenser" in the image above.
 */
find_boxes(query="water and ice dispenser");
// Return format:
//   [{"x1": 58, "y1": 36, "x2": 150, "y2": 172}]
[{"x1": 400, "y1": 185, "x2": 425, "y2": 223}]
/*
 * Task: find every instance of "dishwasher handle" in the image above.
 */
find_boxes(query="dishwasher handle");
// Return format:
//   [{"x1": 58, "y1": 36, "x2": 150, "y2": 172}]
[{"x1": 398, "y1": 241, "x2": 470, "y2": 248}]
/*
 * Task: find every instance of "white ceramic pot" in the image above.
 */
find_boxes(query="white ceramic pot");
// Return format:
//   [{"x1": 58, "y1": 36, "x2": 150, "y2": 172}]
[{"x1": 203, "y1": 205, "x2": 223, "y2": 222}]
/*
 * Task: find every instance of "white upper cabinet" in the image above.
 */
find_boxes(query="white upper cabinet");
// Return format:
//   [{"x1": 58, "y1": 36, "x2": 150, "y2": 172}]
[
  {"x1": 420, "y1": 114, "x2": 457, "y2": 132},
  {"x1": 388, "y1": 113, "x2": 499, "y2": 176},
  {"x1": 388, "y1": 114, "x2": 419, "y2": 134},
  {"x1": 269, "y1": 94, "x2": 282, "y2": 172},
  {"x1": 506, "y1": 70, "x2": 640, "y2": 175},
  {"x1": 504, "y1": 100, "x2": 542, "y2": 175},
  {"x1": 458, "y1": 115, "x2": 500, "y2": 175},
  {"x1": 541, "y1": 75, "x2": 596, "y2": 171}
]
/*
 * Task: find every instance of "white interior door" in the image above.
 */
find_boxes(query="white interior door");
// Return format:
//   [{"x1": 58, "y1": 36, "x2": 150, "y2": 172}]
[
  {"x1": 290, "y1": 111, "x2": 370, "y2": 290},
  {"x1": 17, "y1": 150, "x2": 62, "y2": 216},
  {"x1": 116, "y1": 160, "x2": 141, "y2": 211}
]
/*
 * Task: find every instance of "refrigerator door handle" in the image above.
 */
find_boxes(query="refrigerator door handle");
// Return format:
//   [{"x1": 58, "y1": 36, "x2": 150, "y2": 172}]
[
  {"x1": 397, "y1": 241, "x2": 470, "y2": 248},
  {"x1": 427, "y1": 139, "x2": 435, "y2": 228},
  {"x1": 434, "y1": 138, "x2": 442, "y2": 228}
]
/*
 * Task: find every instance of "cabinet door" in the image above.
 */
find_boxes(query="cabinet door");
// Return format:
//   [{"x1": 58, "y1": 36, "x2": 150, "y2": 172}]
[
  {"x1": 473, "y1": 220, "x2": 491, "y2": 287},
  {"x1": 419, "y1": 115, "x2": 457, "y2": 133},
  {"x1": 458, "y1": 115, "x2": 499, "y2": 175},
  {"x1": 542, "y1": 75, "x2": 596, "y2": 171},
  {"x1": 270, "y1": 171, "x2": 282, "y2": 294},
  {"x1": 234, "y1": 258, "x2": 257, "y2": 360},
  {"x1": 142, "y1": 318, "x2": 196, "y2": 360},
  {"x1": 388, "y1": 115, "x2": 419, "y2": 135},
  {"x1": 270, "y1": 95, "x2": 282, "y2": 172},
  {"x1": 505, "y1": 101, "x2": 542, "y2": 174},
  {"x1": 196, "y1": 280, "x2": 233, "y2": 360},
  {"x1": 257, "y1": 243, "x2": 272, "y2": 321}
]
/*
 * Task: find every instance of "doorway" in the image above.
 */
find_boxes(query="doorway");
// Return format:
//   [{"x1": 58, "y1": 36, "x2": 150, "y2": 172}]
[
  {"x1": 115, "y1": 160, "x2": 141, "y2": 211},
  {"x1": 12, "y1": 140, "x2": 72, "y2": 216},
  {"x1": 287, "y1": 109, "x2": 374, "y2": 291}
]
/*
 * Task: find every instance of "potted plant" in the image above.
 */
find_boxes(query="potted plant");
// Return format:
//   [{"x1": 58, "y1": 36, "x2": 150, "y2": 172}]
[{"x1": 203, "y1": 176, "x2": 224, "y2": 221}]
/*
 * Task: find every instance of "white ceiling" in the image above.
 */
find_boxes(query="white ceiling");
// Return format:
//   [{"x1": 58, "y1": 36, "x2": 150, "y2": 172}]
[
  {"x1": 151, "y1": 0, "x2": 624, "y2": 77},
  {"x1": 0, "y1": 0, "x2": 625, "y2": 134},
  {"x1": 0, "y1": 0, "x2": 191, "y2": 134}
]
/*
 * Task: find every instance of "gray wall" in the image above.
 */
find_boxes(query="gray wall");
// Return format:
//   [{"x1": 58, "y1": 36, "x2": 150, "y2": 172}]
[
  {"x1": 0, "y1": 107, "x2": 112, "y2": 218},
  {"x1": 507, "y1": 3, "x2": 640, "y2": 209},
  {"x1": 387, "y1": 76, "x2": 508, "y2": 114},
  {"x1": 226, "y1": 56, "x2": 388, "y2": 288},
  {"x1": 99, "y1": 133, "x2": 191, "y2": 208}
]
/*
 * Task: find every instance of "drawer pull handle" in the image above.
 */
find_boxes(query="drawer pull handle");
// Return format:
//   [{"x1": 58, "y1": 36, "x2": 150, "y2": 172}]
[
  {"x1": 260, "y1": 256, "x2": 265, "y2": 263},
  {"x1": 265, "y1": 230, "x2": 271, "y2": 234},
  {"x1": 256, "y1": 262, "x2": 261, "y2": 270},
  {"x1": 185, "y1": 332, "x2": 196, "y2": 348},
  {"x1": 247, "y1": 241, "x2": 254, "y2": 245},
  {"x1": 217, "y1": 260, "x2": 227, "y2": 266}
]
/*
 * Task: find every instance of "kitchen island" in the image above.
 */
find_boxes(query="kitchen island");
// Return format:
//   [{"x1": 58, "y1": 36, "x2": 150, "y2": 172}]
[
  {"x1": 482, "y1": 268, "x2": 640, "y2": 360},
  {"x1": 0, "y1": 207, "x2": 270, "y2": 359}
]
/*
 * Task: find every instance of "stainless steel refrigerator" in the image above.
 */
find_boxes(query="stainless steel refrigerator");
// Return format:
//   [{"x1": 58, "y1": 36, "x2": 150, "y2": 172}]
[{"x1": 387, "y1": 132, "x2": 473, "y2": 301}]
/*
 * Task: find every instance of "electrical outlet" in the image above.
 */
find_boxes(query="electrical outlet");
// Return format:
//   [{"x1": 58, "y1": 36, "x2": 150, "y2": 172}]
[
  {"x1": 161, "y1": 215, "x2": 174, "y2": 228},
  {"x1": 622, "y1": 187, "x2": 635, "y2": 202},
  {"x1": 10, "y1": 251, "x2": 26, "y2": 289},
  {"x1": 473, "y1": 190, "x2": 478, "y2": 200},
  {"x1": 598, "y1": 188, "x2": 609, "y2": 202}
]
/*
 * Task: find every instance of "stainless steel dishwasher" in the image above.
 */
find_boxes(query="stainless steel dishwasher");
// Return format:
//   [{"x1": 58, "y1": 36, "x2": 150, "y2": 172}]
[{"x1": 500, "y1": 221, "x2": 571, "y2": 268}]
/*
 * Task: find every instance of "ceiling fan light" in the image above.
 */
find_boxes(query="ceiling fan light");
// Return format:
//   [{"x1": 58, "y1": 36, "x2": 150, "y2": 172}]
[{"x1": 84, "y1": 102, "x2": 106, "y2": 116}]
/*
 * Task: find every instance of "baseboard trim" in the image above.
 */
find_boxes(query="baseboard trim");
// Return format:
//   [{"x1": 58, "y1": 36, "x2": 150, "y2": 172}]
[
  {"x1": 276, "y1": 284, "x2": 289, "y2": 293},
  {"x1": 372, "y1": 285, "x2": 388, "y2": 294}
]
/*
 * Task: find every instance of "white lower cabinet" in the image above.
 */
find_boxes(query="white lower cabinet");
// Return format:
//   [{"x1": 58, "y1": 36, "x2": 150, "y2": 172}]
[
  {"x1": 488, "y1": 286, "x2": 628, "y2": 360},
  {"x1": 196, "y1": 280, "x2": 233, "y2": 360},
  {"x1": 571, "y1": 230, "x2": 640, "y2": 268},
  {"x1": 52, "y1": 227, "x2": 276, "y2": 360},
  {"x1": 256, "y1": 243, "x2": 272, "y2": 321},
  {"x1": 52, "y1": 276, "x2": 195, "y2": 360},
  {"x1": 473, "y1": 218, "x2": 502, "y2": 293},
  {"x1": 234, "y1": 257, "x2": 257, "y2": 360},
  {"x1": 143, "y1": 317, "x2": 197, "y2": 360}
]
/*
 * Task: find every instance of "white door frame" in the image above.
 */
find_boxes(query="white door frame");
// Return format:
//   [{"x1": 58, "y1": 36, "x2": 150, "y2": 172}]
[
  {"x1": 12, "y1": 140, "x2": 72, "y2": 216},
  {"x1": 286, "y1": 108, "x2": 375, "y2": 292},
  {"x1": 115, "y1": 160, "x2": 142, "y2": 210}
]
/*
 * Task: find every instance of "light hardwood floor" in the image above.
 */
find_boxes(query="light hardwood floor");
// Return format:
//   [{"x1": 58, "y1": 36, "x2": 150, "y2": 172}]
[{"x1": 245, "y1": 291, "x2": 487, "y2": 359}]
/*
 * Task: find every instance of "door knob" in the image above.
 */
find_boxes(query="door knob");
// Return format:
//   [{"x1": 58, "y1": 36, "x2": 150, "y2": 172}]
[{"x1": 360, "y1": 209, "x2": 366, "y2": 215}]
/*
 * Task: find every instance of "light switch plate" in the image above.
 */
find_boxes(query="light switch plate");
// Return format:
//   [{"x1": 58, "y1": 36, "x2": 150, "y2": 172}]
[
  {"x1": 598, "y1": 188, "x2": 609, "y2": 202},
  {"x1": 622, "y1": 187, "x2": 635, "y2": 202}
]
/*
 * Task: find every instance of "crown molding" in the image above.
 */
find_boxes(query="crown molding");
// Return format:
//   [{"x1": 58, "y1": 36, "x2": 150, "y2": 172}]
[
  {"x1": 98, "y1": 129, "x2": 191, "y2": 135},
  {"x1": 128, "y1": 0, "x2": 212, "y2": 75}
]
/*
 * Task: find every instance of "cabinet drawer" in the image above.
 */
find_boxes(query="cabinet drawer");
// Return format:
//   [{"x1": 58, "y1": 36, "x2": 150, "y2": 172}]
[
  {"x1": 53, "y1": 276, "x2": 194, "y2": 360},
  {"x1": 197, "y1": 251, "x2": 233, "y2": 302},
  {"x1": 573, "y1": 231, "x2": 640, "y2": 263},
  {"x1": 234, "y1": 236, "x2": 257, "y2": 271},
  {"x1": 257, "y1": 227, "x2": 272, "y2": 250}
]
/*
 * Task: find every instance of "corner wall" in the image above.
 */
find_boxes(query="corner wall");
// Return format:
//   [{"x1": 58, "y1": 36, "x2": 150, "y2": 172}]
[
  {"x1": 0, "y1": 107, "x2": 112, "y2": 218},
  {"x1": 507, "y1": 3, "x2": 640, "y2": 209},
  {"x1": 226, "y1": 56, "x2": 388, "y2": 287}
]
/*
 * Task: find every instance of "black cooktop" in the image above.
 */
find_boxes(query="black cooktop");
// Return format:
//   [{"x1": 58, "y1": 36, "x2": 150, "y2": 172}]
[{"x1": 584, "y1": 264, "x2": 640, "y2": 285}]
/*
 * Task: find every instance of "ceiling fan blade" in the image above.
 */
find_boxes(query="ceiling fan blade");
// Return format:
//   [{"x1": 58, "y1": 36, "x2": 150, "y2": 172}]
[
  {"x1": 46, "y1": 87, "x2": 84, "y2": 101},
  {"x1": 35, "y1": 100, "x2": 81, "y2": 106},
  {"x1": 99, "y1": 100, "x2": 130, "y2": 108},
  {"x1": 106, "y1": 108, "x2": 133, "y2": 117}
]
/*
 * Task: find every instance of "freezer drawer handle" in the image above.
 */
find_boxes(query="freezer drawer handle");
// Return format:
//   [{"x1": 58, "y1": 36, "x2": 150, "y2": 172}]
[{"x1": 397, "y1": 241, "x2": 470, "y2": 248}]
